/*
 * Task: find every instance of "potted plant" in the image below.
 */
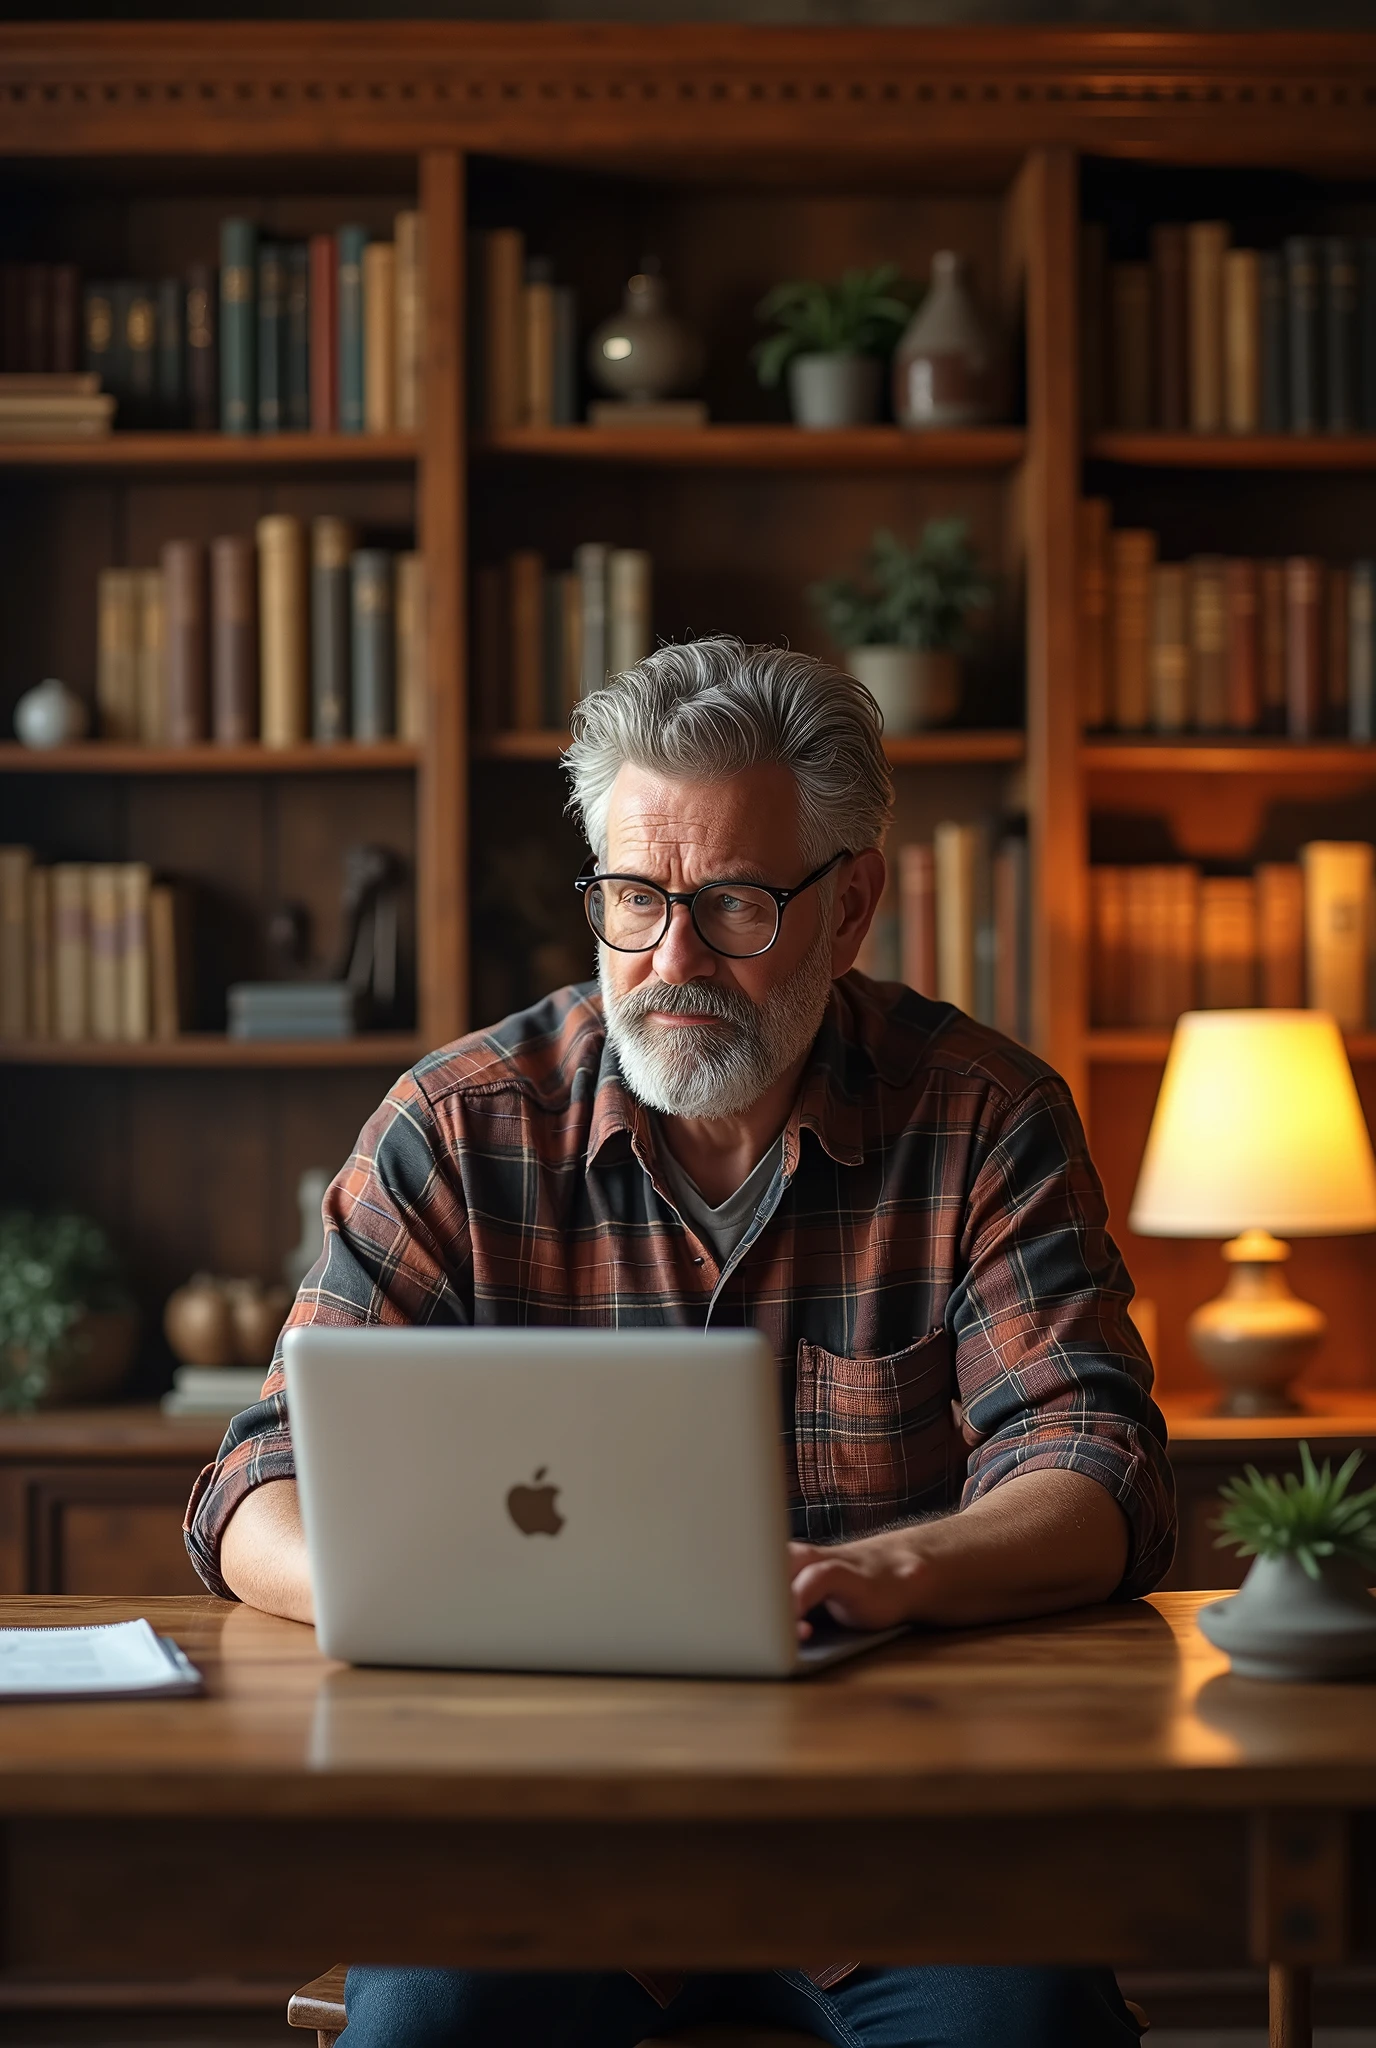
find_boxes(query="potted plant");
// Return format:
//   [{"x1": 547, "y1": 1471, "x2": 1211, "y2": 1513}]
[
  {"x1": 1198, "y1": 1443, "x2": 1376, "y2": 1681},
  {"x1": 809, "y1": 517, "x2": 993, "y2": 733},
  {"x1": 0, "y1": 1209, "x2": 137, "y2": 1410},
  {"x1": 753, "y1": 265, "x2": 914, "y2": 429}
]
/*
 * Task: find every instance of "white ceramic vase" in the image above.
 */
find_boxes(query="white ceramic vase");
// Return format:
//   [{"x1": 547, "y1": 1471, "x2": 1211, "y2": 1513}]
[
  {"x1": 846, "y1": 646, "x2": 961, "y2": 734},
  {"x1": 1197, "y1": 1551, "x2": 1376, "y2": 1681},
  {"x1": 787, "y1": 353, "x2": 882, "y2": 429},
  {"x1": 13, "y1": 676, "x2": 88, "y2": 748},
  {"x1": 892, "y1": 250, "x2": 1002, "y2": 429}
]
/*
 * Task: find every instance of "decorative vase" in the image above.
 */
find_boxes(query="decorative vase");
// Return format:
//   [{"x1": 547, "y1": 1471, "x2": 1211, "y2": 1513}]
[
  {"x1": 587, "y1": 267, "x2": 703, "y2": 405},
  {"x1": 164, "y1": 1274, "x2": 238, "y2": 1369},
  {"x1": 224, "y1": 1279, "x2": 293, "y2": 1369},
  {"x1": 893, "y1": 252, "x2": 1002, "y2": 429},
  {"x1": 1198, "y1": 1552, "x2": 1376, "y2": 1681},
  {"x1": 36, "y1": 1307, "x2": 140, "y2": 1406},
  {"x1": 14, "y1": 677, "x2": 88, "y2": 748},
  {"x1": 847, "y1": 646, "x2": 961, "y2": 733},
  {"x1": 283, "y1": 1168, "x2": 331, "y2": 1291},
  {"x1": 786, "y1": 354, "x2": 882, "y2": 429}
]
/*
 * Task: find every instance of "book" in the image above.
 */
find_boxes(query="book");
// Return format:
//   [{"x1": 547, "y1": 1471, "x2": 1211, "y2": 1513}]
[
  {"x1": 933, "y1": 820, "x2": 980, "y2": 1016},
  {"x1": 1301, "y1": 839, "x2": 1372, "y2": 1028},
  {"x1": 118, "y1": 862, "x2": 151, "y2": 1042},
  {"x1": 1109, "y1": 262, "x2": 1152, "y2": 431},
  {"x1": 471, "y1": 563, "x2": 505, "y2": 735},
  {"x1": 83, "y1": 282, "x2": 115, "y2": 393},
  {"x1": 311, "y1": 516, "x2": 355, "y2": 743},
  {"x1": 27, "y1": 866, "x2": 51, "y2": 1040},
  {"x1": 185, "y1": 264, "x2": 218, "y2": 431},
  {"x1": 898, "y1": 842, "x2": 937, "y2": 997},
  {"x1": 1, "y1": 267, "x2": 22, "y2": 371},
  {"x1": 148, "y1": 882, "x2": 190, "y2": 1040},
  {"x1": 161, "y1": 538, "x2": 209, "y2": 745},
  {"x1": 162, "y1": 1364, "x2": 273, "y2": 1417},
  {"x1": 1188, "y1": 555, "x2": 1228, "y2": 730},
  {"x1": 1284, "y1": 557, "x2": 1325, "y2": 739},
  {"x1": 395, "y1": 551, "x2": 426, "y2": 742},
  {"x1": 1186, "y1": 221, "x2": 1228, "y2": 432},
  {"x1": 107, "y1": 282, "x2": 133, "y2": 413},
  {"x1": 350, "y1": 548, "x2": 395, "y2": 740},
  {"x1": 219, "y1": 217, "x2": 257, "y2": 435},
  {"x1": 134, "y1": 567, "x2": 165, "y2": 745},
  {"x1": 1324, "y1": 235, "x2": 1358, "y2": 435},
  {"x1": 1150, "y1": 223, "x2": 1188, "y2": 432},
  {"x1": 481, "y1": 228, "x2": 526, "y2": 432},
  {"x1": 363, "y1": 240, "x2": 396, "y2": 433},
  {"x1": 87, "y1": 868, "x2": 123, "y2": 1042},
  {"x1": 1089, "y1": 866, "x2": 1130, "y2": 1027},
  {"x1": 1284, "y1": 236, "x2": 1322, "y2": 436},
  {"x1": 22, "y1": 264, "x2": 50, "y2": 373},
  {"x1": 993, "y1": 835, "x2": 1028, "y2": 1042},
  {"x1": 1326, "y1": 565, "x2": 1350, "y2": 736},
  {"x1": 1077, "y1": 498, "x2": 1111, "y2": 731},
  {"x1": 256, "y1": 241, "x2": 286, "y2": 433},
  {"x1": 552, "y1": 285, "x2": 578, "y2": 426},
  {"x1": 210, "y1": 534, "x2": 258, "y2": 744},
  {"x1": 1197, "y1": 875, "x2": 1257, "y2": 1008},
  {"x1": 1222, "y1": 249, "x2": 1259, "y2": 434},
  {"x1": 1148, "y1": 562, "x2": 1189, "y2": 732},
  {"x1": 1109, "y1": 529, "x2": 1156, "y2": 730},
  {"x1": 574, "y1": 541, "x2": 610, "y2": 696},
  {"x1": 50, "y1": 265, "x2": 79, "y2": 376},
  {"x1": 0, "y1": 845, "x2": 31, "y2": 1042},
  {"x1": 256, "y1": 514, "x2": 309, "y2": 746},
  {"x1": 608, "y1": 549, "x2": 652, "y2": 677},
  {"x1": 542, "y1": 573, "x2": 566, "y2": 728},
  {"x1": 0, "y1": 1618, "x2": 201, "y2": 1701},
  {"x1": 507, "y1": 548, "x2": 546, "y2": 730},
  {"x1": 523, "y1": 257, "x2": 556, "y2": 429},
  {"x1": 1079, "y1": 221, "x2": 1107, "y2": 437},
  {"x1": 336, "y1": 225, "x2": 368, "y2": 434},
  {"x1": 1362, "y1": 239, "x2": 1376, "y2": 435},
  {"x1": 1350, "y1": 560, "x2": 1375, "y2": 743},
  {"x1": 285, "y1": 242, "x2": 311, "y2": 432},
  {"x1": 96, "y1": 567, "x2": 139, "y2": 739},
  {"x1": 156, "y1": 277, "x2": 184, "y2": 428},
  {"x1": 124, "y1": 283, "x2": 156, "y2": 430},
  {"x1": 1258, "y1": 250, "x2": 1288, "y2": 433},
  {"x1": 1256, "y1": 863, "x2": 1305, "y2": 1008},
  {"x1": 0, "y1": 392, "x2": 115, "y2": 440},
  {"x1": 1125, "y1": 867, "x2": 1178, "y2": 1027},
  {"x1": 394, "y1": 209, "x2": 425, "y2": 433},
  {"x1": 1258, "y1": 560, "x2": 1287, "y2": 734},
  {"x1": 308, "y1": 233, "x2": 338, "y2": 432},
  {"x1": 1223, "y1": 557, "x2": 1259, "y2": 732},
  {"x1": 52, "y1": 863, "x2": 89, "y2": 1042}
]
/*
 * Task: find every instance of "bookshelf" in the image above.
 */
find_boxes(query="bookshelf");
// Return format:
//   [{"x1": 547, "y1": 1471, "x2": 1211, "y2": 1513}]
[{"x1": 475, "y1": 425, "x2": 1028, "y2": 470}]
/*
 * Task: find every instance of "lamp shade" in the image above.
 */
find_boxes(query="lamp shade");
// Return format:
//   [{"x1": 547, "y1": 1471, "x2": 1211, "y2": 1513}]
[{"x1": 1129, "y1": 1010, "x2": 1376, "y2": 1239}]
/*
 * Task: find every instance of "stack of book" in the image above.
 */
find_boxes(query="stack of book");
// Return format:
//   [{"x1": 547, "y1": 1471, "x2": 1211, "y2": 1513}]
[
  {"x1": 475, "y1": 229, "x2": 578, "y2": 432},
  {"x1": 856, "y1": 825, "x2": 1029, "y2": 1044},
  {"x1": 162, "y1": 1364, "x2": 268, "y2": 1417},
  {"x1": 96, "y1": 521, "x2": 425, "y2": 746},
  {"x1": 226, "y1": 982, "x2": 358, "y2": 1042},
  {"x1": 1084, "y1": 222, "x2": 1376, "y2": 435},
  {"x1": 472, "y1": 542, "x2": 652, "y2": 734},
  {"x1": 1079, "y1": 504, "x2": 1375, "y2": 738},
  {"x1": 0, "y1": 848, "x2": 188, "y2": 1046},
  {"x1": 0, "y1": 263, "x2": 81, "y2": 375},
  {"x1": 0, "y1": 371, "x2": 114, "y2": 441},
  {"x1": 1090, "y1": 839, "x2": 1374, "y2": 1029}
]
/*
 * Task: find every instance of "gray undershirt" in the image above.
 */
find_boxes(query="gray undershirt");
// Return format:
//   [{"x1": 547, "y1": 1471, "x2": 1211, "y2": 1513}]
[{"x1": 652, "y1": 1125, "x2": 784, "y2": 1267}]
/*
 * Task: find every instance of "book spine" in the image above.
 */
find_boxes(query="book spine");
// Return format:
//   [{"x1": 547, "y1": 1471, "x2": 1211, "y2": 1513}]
[
  {"x1": 608, "y1": 549, "x2": 652, "y2": 676},
  {"x1": 118, "y1": 862, "x2": 151, "y2": 1042},
  {"x1": 308, "y1": 233, "x2": 338, "y2": 432},
  {"x1": 219, "y1": 217, "x2": 257, "y2": 436},
  {"x1": 1326, "y1": 564, "x2": 1350, "y2": 736},
  {"x1": 993, "y1": 837, "x2": 1028, "y2": 1043},
  {"x1": 82, "y1": 283, "x2": 115, "y2": 395},
  {"x1": 1150, "y1": 223, "x2": 1187, "y2": 432},
  {"x1": 0, "y1": 846, "x2": 32, "y2": 1042},
  {"x1": 574, "y1": 541, "x2": 610, "y2": 696},
  {"x1": 1148, "y1": 562, "x2": 1189, "y2": 733},
  {"x1": 1284, "y1": 557, "x2": 1325, "y2": 738},
  {"x1": 0, "y1": 265, "x2": 22, "y2": 371},
  {"x1": 256, "y1": 514, "x2": 309, "y2": 746},
  {"x1": 1089, "y1": 867, "x2": 1129, "y2": 1027},
  {"x1": 1301, "y1": 839, "x2": 1373, "y2": 1028},
  {"x1": 1186, "y1": 221, "x2": 1228, "y2": 432},
  {"x1": 552, "y1": 285, "x2": 578, "y2": 426},
  {"x1": 471, "y1": 563, "x2": 506, "y2": 734},
  {"x1": 350, "y1": 548, "x2": 395, "y2": 740},
  {"x1": 185, "y1": 265, "x2": 218, "y2": 431},
  {"x1": 394, "y1": 551, "x2": 426, "y2": 742},
  {"x1": 1350, "y1": 560, "x2": 1375, "y2": 743},
  {"x1": 256, "y1": 240, "x2": 285, "y2": 433},
  {"x1": 1109, "y1": 529, "x2": 1156, "y2": 731},
  {"x1": 933, "y1": 821, "x2": 979, "y2": 1016},
  {"x1": 134, "y1": 567, "x2": 165, "y2": 745},
  {"x1": 1362, "y1": 239, "x2": 1376, "y2": 434},
  {"x1": 156, "y1": 277, "x2": 184, "y2": 428},
  {"x1": 148, "y1": 882, "x2": 189, "y2": 1040},
  {"x1": 1324, "y1": 235, "x2": 1358, "y2": 435},
  {"x1": 507, "y1": 548, "x2": 546, "y2": 731},
  {"x1": 1285, "y1": 235, "x2": 1322, "y2": 436},
  {"x1": 523, "y1": 264, "x2": 556, "y2": 429},
  {"x1": 1109, "y1": 262, "x2": 1152, "y2": 431},
  {"x1": 394, "y1": 209, "x2": 425, "y2": 433},
  {"x1": 482, "y1": 228, "x2": 526, "y2": 432},
  {"x1": 1077, "y1": 498, "x2": 1111, "y2": 731},
  {"x1": 1223, "y1": 557, "x2": 1260, "y2": 732},
  {"x1": 1258, "y1": 560, "x2": 1287, "y2": 734},
  {"x1": 1165, "y1": 865, "x2": 1200, "y2": 1024},
  {"x1": 161, "y1": 538, "x2": 209, "y2": 745},
  {"x1": 542, "y1": 573, "x2": 565, "y2": 729},
  {"x1": 336, "y1": 225, "x2": 368, "y2": 434},
  {"x1": 1197, "y1": 875, "x2": 1257, "y2": 1009},
  {"x1": 1079, "y1": 221, "x2": 1107, "y2": 438},
  {"x1": 1256, "y1": 863, "x2": 1305, "y2": 1009},
  {"x1": 311, "y1": 515, "x2": 355, "y2": 743},
  {"x1": 22, "y1": 264, "x2": 50, "y2": 371},
  {"x1": 96, "y1": 567, "x2": 139, "y2": 739},
  {"x1": 52, "y1": 864, "x2": 89, "y2": 1042},
  {"x1": 50, "y1": 265, "x2": 79, "y2": 375},
  {"x1": 26, "y1": 866, "x2": 51, "y2": 1041},
  {"x1": 363, "y1": 240, "x2": 396, "y2": 433},
  {"x1": 558, "y1": 570, "x2": 583, "y2": 725},
  {"x1": 898, "y1": 842, "x2": 937, "y2": 998},
  {"x1": 87, "y1": 864, "x2": 122, "y2": 1043},
  {"x1": 1258, "y1": 251, "x2": 1288, "y2": 432},
  {"x1": 108, "y1": 282, "x2": 133, "y2": 412},
  {"x1": 285, "y1": 242, "x2": 311, "y2": 432},
  {"x1": 124, "y1": 283, "x2": 157, "y2": 430},
  {"x1": 1223, "y1": 249, "x2": 1260, "y2": 434},
  {"x1": 210, "y1": 534, "x2": 258, "y2": 744}
]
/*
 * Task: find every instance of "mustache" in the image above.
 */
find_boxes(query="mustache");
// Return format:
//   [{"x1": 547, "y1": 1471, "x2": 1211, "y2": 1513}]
[{"x1": 611, "y1": 977, "x2": 758, "y2": 1030}]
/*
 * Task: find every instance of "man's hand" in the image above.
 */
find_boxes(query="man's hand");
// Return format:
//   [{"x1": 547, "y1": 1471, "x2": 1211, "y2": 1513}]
[{"x1": 788, "y1": 1467, "x2": 1131, "y2": 1637}]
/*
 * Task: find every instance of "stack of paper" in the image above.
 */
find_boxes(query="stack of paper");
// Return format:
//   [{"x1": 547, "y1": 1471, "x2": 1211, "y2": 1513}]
[{"x1": 0, "y1": 1618, "x2": 202, "y2": 1700}]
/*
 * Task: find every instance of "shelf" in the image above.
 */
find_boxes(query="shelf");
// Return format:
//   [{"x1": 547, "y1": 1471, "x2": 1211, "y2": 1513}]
[
  {"x1": 1083, "y1": 740, "x2": 1376, "y2": 778},
  {"x1": 0, "y1": 433, "x2": 418, "y2": 471},
  {"x1": 475, "y1": 425, "x2": 1027, "y2": 472},
  {"x1": 0, "y1": 1034, "x2": 425, "y2": 1069},
  {"x1": 1088, "y1": 432, "x2": 1376, "y2": 471},
  {"x1": 472, "y1": 729, "x2": 1025, "y2": 766},
  {"x1": 1088, "y1": 1029, "x2": 1376, "y2": 1065},
  {"x1": 0, "y1": 742, "x2": 420, "y2": 775}
]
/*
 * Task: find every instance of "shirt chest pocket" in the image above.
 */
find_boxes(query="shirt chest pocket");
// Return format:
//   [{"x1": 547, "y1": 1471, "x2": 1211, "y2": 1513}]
[{"x1": 793, "y1": 1325, "x2": 957, "y2": 1543}]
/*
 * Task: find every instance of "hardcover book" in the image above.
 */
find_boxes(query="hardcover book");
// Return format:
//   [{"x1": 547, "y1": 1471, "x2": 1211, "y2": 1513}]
[
  {"x1": 311, "y1": 516, "x2": 355, "y2": 742},
  {"x1": 1186, "y1": 221, "x2": 1228, "y2": 433},
  {"x1": 350, "y1": 547, "x2": 396, "y2": 740},
  {"x1": 162, "y1": 538, "x2": 209, "y2": 744},
  {"x1": 1284, "y1": 236, "x2": 1322, "y2": 436},
  {"x1": 185, "y1": 264, "x2": 218, "y2": 431},
  {"x1": 256, "y1": 240, "x2": 286, "y2": 433},
  {"x1": 336, "y1": 225, "x2": 368, "y2": 435},
  {"x1": 256, "y1": 514, "x2": 309, "y2": 745},
  {"x1": 1150, "y1": 224, "x2": 1187, "y2": 433},
  {"x1": 219, "y1": 217, "x2": 257, "y2": 436},
  {"x1": 210, "y1": 534, "x2": 258, "y2": 744}
]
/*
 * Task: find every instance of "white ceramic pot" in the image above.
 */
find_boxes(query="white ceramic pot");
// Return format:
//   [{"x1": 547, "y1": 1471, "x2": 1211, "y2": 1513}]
[
  {"x1": 1197, "y1": 1551, "x2": 1376, "y2": 1681},
  {"x1": 846, "y1": 646, "x2": 961, "y2": 734},
  {"x1": 786, "y1": 353, "x2": 882, "y2": 429},
  {"x1": 14, "y1": 676, "x2": 88, "y2": 748}
]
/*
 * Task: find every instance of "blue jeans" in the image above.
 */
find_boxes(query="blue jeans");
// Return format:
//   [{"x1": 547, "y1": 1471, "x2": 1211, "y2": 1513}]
[{"x1": 341, "y1": 1964, "x2": 1141, "y2": 2048}]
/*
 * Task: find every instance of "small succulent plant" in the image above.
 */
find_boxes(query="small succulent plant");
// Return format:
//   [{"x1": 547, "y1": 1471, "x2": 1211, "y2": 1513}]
[
  {"x1": 809, "y1": 517, "x2": 993, "y2": 653},
  {"x1": 752, "y1": 264, "x2": 916, "y2": 387},
  {"x1": 1214, "y1": 1442, "x2": 1376, "y2": 1582}
]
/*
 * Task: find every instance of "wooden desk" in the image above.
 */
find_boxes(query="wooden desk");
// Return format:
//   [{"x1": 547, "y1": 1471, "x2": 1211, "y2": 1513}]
[{"x1": 1, "y1": 1595, "x2": 1372, "y2": 2048}]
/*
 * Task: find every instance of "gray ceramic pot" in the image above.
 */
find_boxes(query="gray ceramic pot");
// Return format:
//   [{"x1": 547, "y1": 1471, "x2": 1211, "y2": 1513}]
[
  {"x1": 846, "y1": 646, "x2": 961, "y2": 733},
  {"x1": 1198, "y1": 1552, "x2": 1376, "y2": 1681},
  {"x1": 787, "y1": 353, "x2": 882, "y2": 429}
]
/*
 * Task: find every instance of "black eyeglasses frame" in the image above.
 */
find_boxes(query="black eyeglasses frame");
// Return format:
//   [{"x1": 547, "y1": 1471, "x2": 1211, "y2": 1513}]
[{"x1": 574, "y1": 850, "x2": 850, "y2": 960}]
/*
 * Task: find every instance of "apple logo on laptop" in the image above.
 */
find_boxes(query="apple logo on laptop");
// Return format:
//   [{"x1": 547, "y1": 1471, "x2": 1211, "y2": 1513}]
[{"x1": 506, "y1": 1467, "x2": 564, "y2": 1537}]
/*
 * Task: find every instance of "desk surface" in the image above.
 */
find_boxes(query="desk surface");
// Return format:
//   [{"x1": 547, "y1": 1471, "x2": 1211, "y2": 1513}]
[{"x1": 3, "y1": 1592, "x2": 1376, "y2": 1822}]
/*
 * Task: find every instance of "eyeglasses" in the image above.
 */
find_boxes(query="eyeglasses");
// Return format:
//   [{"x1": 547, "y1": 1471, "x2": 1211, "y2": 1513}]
[{"x1": 575, "y1": 851, "x2": 849, "y2": 960}]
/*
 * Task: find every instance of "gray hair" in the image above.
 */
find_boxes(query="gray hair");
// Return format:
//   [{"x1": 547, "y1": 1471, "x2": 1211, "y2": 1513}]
[{"x1": 563, "y1": 636, "x2": 893, "y2": 868}]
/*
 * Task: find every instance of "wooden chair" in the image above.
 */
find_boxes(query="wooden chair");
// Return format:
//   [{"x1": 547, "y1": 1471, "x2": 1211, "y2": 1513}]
[{"x1": 287, "y1": 1964, "x2": 1148, "y2": 2044}]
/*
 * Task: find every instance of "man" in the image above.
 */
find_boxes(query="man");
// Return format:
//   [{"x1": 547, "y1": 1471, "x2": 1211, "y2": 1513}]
[{"x1": 187, "y1": 636, "x2": 1174, "y2": 2048}]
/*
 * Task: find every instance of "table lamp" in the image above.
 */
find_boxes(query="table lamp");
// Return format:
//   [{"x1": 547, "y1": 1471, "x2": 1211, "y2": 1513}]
[{"x1": 1129, "y1": 1010, "x2": 1376, "y2": 1416}]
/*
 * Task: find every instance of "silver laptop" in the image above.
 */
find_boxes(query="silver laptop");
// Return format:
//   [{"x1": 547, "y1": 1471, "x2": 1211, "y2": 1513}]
[{"x1": 284, "y1": 1326, "x2": 904, "y2": 1679}]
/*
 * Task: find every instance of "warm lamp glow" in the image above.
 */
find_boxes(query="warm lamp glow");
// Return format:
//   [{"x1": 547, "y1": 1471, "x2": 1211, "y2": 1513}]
[{"x1": 1130, "y1": 1010, "x2": 1376, "y2": 1240}]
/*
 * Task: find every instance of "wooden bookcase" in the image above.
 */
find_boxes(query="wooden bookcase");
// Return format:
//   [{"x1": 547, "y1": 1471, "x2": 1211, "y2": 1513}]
[{"x1": 2, "y1": 23, "x2": 1376, "y2": 1413}]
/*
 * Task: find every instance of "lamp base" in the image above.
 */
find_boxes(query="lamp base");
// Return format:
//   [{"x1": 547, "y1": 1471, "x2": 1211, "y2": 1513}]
[{"x1": 1186, "y1": 1229, "x2": 1324, "y2": 1418}]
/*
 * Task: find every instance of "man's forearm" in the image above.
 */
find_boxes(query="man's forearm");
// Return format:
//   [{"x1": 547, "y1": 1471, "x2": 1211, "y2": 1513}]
[{"x1": 218, "y1": 1477, "x2": 314, "y2": 1624}]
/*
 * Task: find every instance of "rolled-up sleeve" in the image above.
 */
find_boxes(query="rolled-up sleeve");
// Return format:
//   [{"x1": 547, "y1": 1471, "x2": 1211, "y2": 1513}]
[
  {"x1": 184, "y1": 1067, "x2": 473, "y2": 1598},
  {"x1": 949, "y1": 1074, "x2": 1176, "y2": 1600}
]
